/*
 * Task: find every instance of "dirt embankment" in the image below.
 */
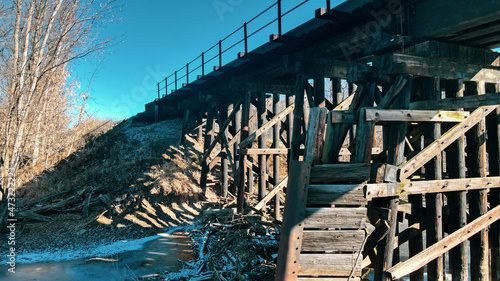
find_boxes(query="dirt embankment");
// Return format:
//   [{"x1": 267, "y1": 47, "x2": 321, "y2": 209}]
[{"x1": 3, "y1": 118, "x2": 281, "y2": 280}]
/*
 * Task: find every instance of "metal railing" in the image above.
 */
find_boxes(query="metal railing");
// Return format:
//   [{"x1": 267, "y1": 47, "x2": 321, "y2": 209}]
[{"x1": 155, "y1": 0, "x2": 333, "y2": 100}]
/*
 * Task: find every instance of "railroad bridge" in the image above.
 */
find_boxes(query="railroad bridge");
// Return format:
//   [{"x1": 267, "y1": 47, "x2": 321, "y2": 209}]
[{"x1": 134, "y1": 0, "x2": 500, "y2": 280}]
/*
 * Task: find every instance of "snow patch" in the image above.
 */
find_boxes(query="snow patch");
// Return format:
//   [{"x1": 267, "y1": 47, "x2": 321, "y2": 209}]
[{"x1": 15, "y1": 227, "x2": 185, "y2": 264}]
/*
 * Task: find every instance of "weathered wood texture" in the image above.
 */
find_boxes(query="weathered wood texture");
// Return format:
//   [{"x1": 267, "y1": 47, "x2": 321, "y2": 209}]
[
  {"x1": 303, "y1": 208, "x2": 367, "y2": 229},
  {"x1": 388, "y1": 204, "x2": 500, "y2": 280},
  {"x1": 307, "y1": 184, "x2": 365, "y2": 206},
  {"x1": 301, "y1": 230, "x2": 365, "y2": 252},
  {"x1": 298, "y1": 254, "x2": 362, "y2": 277},
  {"x1": 275, "y1": 161, "x2": 311, "y2": 281},
  {"x1": 309, "y1": 164, "x2": 371, "y2": 184},
  {"x1": 365, "y1": 176, "x2": 500, "y2": 199},
  {"x1": 399, "y1": 105, "x2": 498, "y2": 180}
]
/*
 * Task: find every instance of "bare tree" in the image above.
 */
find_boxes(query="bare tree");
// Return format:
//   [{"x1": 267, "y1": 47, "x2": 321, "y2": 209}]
[{"x1": 0, "y1": 0, "x2": 121, "y2": 227}]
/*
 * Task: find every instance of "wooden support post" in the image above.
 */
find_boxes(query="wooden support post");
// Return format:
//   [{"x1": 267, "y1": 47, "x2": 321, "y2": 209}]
[
  {"x1": 291, "y1": 75, "x2": 306, "y2": 161},
  {"x1": 273, "y1": 92, "x2": 281, "y2": 219},
  {"x1": 314, "y1": 76, "x2": 325, "y2": 108},
  {"x1": 466, "y1": 81, "x2": 489, "y2": 281},
  {"x1": 444, "y1": 79, "x2": 468, "y2": 281},
  {"x1": 220, "y1": 104, "x2": 229, "y2": 198},
  {"x1": 408, "y1": 195, "x2": 424, "y2": 281},
  {"x1": 258, "y1": 92, "x2": 267, "y2": 201},
  {"x1": 376, "y1": 77, "x2": 411, "y2": 281},
  {"x1": 286, "y1": 95, "x2": 294, "y2": 155},
  {"x1": 201, "y1": 105, "x2": 215, "y2": 194},
  {"x1": 234, "y1": 101, "x2": 242, "y2": 172},
  {"x1": 238, "y1": 92, "x2": 251, "y2": 213},
  {"x1": 423, "y1": 77, "x2": 444, "y2": 281},
  {"x1": 197, "y1": 112, "x2": 203, "y2": 143},
  {"x1": 180, "y1": 110, "x2": 190, "y2": 144},
  {"x1": 487, "y1": 85, "x2": 500, "y2": 280},
  {"x1": 331, "y1": 78, "x2": 343, "y2": 106}
]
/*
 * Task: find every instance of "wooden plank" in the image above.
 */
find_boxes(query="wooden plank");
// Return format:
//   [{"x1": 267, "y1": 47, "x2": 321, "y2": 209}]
[
  {"x1": 239, "y1": 103, "x2": 294, "y2": 148},
  {"x1": 276, "y1": 161, "x2": 311, "y2": 281},
  {"x1": 304, "y1": 208, "x2": 367, "y2": 229},
  {"x1": 354, "y1": 107, "x2": 375, "y2": 164},
  {"x1": 301, "y1": 230, "x2": 365, "y2": 252},
  {"x1": 241, "y1": 148, "x2": 288, "y2": 155},
  {"x1": 304, "y1": 107, "x2": 328, "y2": 164},
  {"x1": 330, "y1": 111, "x2": 357, "y2": 123},
  {"x1": 309, "y1": 163, "x2": 371, "y2": 184},
  {"x1": 298, "y1": 254, "x2": 362, "y2": 277},
  {"x1": 387, "y1": 204, "x2": 500, "y2": 280},
  {"x1": 365, "y1": 176, "x2": 500, "y2": 199},
  {"x1": 307, "y1": 184, "x2": 365, "y2": 206},
  {"x1": 399, "y1": 105, "x2": 499, "y2": 180},
  {"x1": 254, "y1": 177, "x2": 288, "y2": 211},
  {"x1": 364, "y1": 109, "x2": 469, "y2": 122},
  {"x1": 409, "y1": 92, "x2": 500, "y2": 110}
]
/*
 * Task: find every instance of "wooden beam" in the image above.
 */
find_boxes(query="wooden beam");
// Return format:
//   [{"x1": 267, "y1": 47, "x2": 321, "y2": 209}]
[
  {"x1": 399, "y1": 105, "x2": 499, "y2": 180},
  {"x1": 254, "y1": 177, "x2": 288, "y2": 211},
  {"x1": 201, "y1": 98, "x2": 242, "y2": 165},
  {"x1": 383, "y1": 53, "x2": 500, "y2": 83},
  {"x1": 239, "y1": 103, "x2": 294, "y2": 148},
  {"x1": 364, "y1": 109, "x2": 469, "y2": 122},
  {"x1": 240, "y1": 148, "x2": 288, "y2": 155},
  {"x1": 377, "y1": 75, "x2": 409, "y2": 109},
  {"x1": 365, "y1": 176, "x2": 500, "y2": 199},
  {"x1": 387, "y1": 204, "x2": 500, "y2": 280},
  {"x1": 330, "y1": 111, "x2": 357, "y2": 124},
  {"x1": 410, "y1": 92, "x2": 500, "y2": 110}
]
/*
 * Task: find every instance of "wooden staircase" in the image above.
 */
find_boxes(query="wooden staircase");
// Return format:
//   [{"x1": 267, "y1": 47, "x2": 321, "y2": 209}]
[
  {"x1": 276, "y1": 108, "x2": 369, "y2": 281},
  {"x1": 294, "y1": 164, "x2": 369, "y2": 280}
]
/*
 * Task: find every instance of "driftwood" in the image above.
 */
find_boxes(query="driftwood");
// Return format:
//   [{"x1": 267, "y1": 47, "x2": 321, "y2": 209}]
[{"x1": 163, "y1": 210, "x2": 279, "y2": 281}]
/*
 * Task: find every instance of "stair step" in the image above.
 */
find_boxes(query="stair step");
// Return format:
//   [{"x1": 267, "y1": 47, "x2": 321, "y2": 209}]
[
  {"x1": 304, "y1": 207, "x2": 367, "y2": 230},
  {"x1": 307, "y1": 184, "x2": 366, "y2": 206},
  {"x1": 298, "y1": 253, "x2": 362, "y2": 277},
  {"x1": 301, "y1": 230, "x2": 365, "y2": 252},
  {"x1": 309, "y1": 163, "x2": 371, "y2": 184}
]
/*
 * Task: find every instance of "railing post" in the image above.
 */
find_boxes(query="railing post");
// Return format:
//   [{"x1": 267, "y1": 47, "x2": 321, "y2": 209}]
[
  {"x1": 165, "y1": 77, "x2": 168, "y2": 96},
  {"x1": 277, "y1": 0, "x2": 282, "y2": 37},
  {"x1": 186, "y1": 63, "x2": 189, "y2": 84},
  {"x1": 202, "y1": 52, "x2": 205, "y2": 76},
  {"x1": 219, "y1": 40, "x2": 222, "y2": 68},
  {"x1": 157, "y1": 82, "x2": 160, "y2": 100},
  {"x1": 175, "y1": 71, "x2": 178, "y2": 90},
  {"x1": 244, "y1": 22, "x2": 248, "y2": 54}
]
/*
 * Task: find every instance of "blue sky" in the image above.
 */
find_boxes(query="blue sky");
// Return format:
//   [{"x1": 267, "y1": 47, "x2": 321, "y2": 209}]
[
  {"x1": 74, "y1": 1, "x2": 500, "y2": 121},
  {"x1": 75, "y1": 0, "x2": 342, "y2": 120}
]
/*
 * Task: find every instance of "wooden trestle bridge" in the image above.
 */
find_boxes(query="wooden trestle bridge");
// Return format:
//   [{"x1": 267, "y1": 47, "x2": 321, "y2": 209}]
[{"x1": 134, "y1": 0, "x2": 500, "y2": 280}]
